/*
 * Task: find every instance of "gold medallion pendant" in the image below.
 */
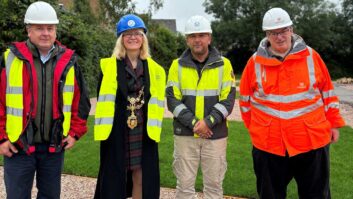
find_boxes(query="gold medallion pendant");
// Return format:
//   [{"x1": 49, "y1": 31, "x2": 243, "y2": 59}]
[
  {"x1": 127, "y1": 112, "x2": 138, "y2": 129},
  {"x1": 127, "y1": 87, "x2": 144, "y2": 129}
]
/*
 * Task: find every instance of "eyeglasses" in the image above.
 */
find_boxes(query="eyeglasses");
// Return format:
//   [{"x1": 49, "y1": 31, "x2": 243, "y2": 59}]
[
  {"x1": 267, "y1": 27, "x2": 291, "y2": 38},
  {"x1": 123, "y1": 31, "x2": 144, "y2": 38}
]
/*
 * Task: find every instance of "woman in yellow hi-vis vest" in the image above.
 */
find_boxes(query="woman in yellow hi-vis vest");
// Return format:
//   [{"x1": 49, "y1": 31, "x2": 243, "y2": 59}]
[{"x1": 94, "y1": 14, "x2": 166, "y2": 199}]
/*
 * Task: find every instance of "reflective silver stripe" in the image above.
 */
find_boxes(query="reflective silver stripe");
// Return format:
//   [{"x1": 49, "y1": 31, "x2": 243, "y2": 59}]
[
  {"x1": 167, "y1": 81, "x2": 180, "y2": 88},
  {"x1": 253, "y1": 47, "x2": 318, "y2": 102},
  {"x1": 325, "y1": 102, "x2": 339, "y2": 111},
  {"x1": 253, "y1": 88, "x2": 320, "y2": 103},
  {"x1": 95, "y1": 117, "x2": 114, "y2": 125},
  {"x1": 240, "y1": 106, "x2": 251, "y2": 113},
  {"x1": 148, "y1": 119, "x2": 162, "y2": 128},
  {"x1": 218, "y1": 65, "x2": 224, "y2": 91},
  {"x1": 307, "y1": 47, "x2": 316, "y2": 92},
  {"x1": 251, "y1": 97, "x2": 324, "y2": 119},
  {"x1": 240, "y1": 95, "x2": 250, "y2": 102},
  {"x1": 181, "y1": 89, "x2": 220, "y2": 96},
  {"x1": 63, "y1": 85, "x2": 74, "y2": 92},
  {"x1": 214, "y1": 103, "x2": 229, "y2": 118},
  {"x1": 63, "y1": 105, "x2": 71, "y2": 112},
  {"x1": 149, "y1": 97, "x2": 164, "y2": 108},
  {"x1": 178, "y1": 63, "x2": 183, "y2": 87},
  {"x1": 173, "y1": 104, "x2": 187, "y2": 117},
  {"x1": 6, "y1": 86, "x2": 23, "y2": 94},
  {"x1": 222, "y1": 81, "x2": 234, "y2": 88},
  {"x1": 181, "y1": 89, "x2": 196, "y2": 96},
  {"x1": 98, "y1": 94, "x2": 115, "y2": 102},
  {"x1": 6, "y1": 107, "x2": 23, "y2": 116},
  {"x1": 255, "y1": 62, "x2": 265, "y2": 96},
  {"x1": 5, "y1": 51, "x2": 21, "y2": 95},
  {"x1": 5, "y1": 51, "x2": 15, "y2": 78},
  {"x1": 322, "y1": 90, "x2": 335, "y2": 99}
]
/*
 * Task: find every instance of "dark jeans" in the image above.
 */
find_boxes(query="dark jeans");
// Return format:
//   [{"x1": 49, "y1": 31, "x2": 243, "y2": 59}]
[
  {"x1": 252, "y1": 145, "x2": 330, "y2": 199},
  {"x1": 4, "y1": 144, "x2": 64, "y2": 199}
]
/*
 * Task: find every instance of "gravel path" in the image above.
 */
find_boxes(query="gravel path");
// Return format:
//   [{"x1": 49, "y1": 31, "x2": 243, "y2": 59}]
[
  {"x1": 0, "y1": 168, "x2": 245, "y2": 198},
  {"x1": 1, "y1": 85, "x2": 352, "y2": 199}
]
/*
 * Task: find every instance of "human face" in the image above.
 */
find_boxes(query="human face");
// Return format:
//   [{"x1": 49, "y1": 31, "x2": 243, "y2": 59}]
[
  {"x1": 27, "y1": 24, "x2": 56, "y2": 54},
  {"x1": 122, "y1": 29, "x2": 144, "y2": 51},
  {"x1": 266, "y1": 27, "x2": 293, "y2": 54},
  {"x1": 186, "y1": 33, "x2": 211, "y2": 57}
]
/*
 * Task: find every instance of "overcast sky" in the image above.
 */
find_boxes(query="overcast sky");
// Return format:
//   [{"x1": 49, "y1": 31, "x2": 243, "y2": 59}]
[
  {"x1": 135, "y1": 0, "x2": 341, "y2": 33},
  {"x1": 135, "y1": 0, "x2": 213, "y2": 33}
]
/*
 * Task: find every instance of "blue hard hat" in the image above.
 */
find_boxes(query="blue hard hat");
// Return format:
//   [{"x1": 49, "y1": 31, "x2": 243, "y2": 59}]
[{"x1": 116, "y1": 14, "x2": 147, "y2": 37}]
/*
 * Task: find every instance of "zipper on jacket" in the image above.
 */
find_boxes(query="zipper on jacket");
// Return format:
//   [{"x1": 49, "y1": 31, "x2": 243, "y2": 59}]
[
  {"x1": 198, "y1": 59, "x2": 223, "y2": 84},
  {"x1": 40, "y1": 61, "x2": 46, "y2": 142},
  {"x1": 24, "y1": 60, "x2": 35, "y2": 119}
]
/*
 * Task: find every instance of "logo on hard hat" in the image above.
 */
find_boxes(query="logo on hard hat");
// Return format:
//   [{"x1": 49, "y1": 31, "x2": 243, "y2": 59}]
[
  {"x1": 127, "y1": 20, "x2": 136, "y2": 27},
  {"x1": 275, "y1": 17, "x2": 282, "y2": 23},
  {"x1": 194, "y1": 21, "x2": 200, "y2": 27}
]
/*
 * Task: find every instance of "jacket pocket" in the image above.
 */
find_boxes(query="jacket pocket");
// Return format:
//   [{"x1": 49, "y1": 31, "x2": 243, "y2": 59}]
[
  {"x1": 249, "y1": 111, "x2": 272, "y2": 148},
  {"x1": 304, "y1": 113, "x2": 332, "y2": 147}
]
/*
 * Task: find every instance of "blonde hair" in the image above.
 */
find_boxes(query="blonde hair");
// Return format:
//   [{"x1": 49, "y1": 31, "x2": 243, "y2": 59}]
[{"x1": 111, "y1": 30, "x2": 151, "y2": 60}]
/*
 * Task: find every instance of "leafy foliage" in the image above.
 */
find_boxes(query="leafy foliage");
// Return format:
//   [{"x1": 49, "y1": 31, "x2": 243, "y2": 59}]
[
  {"x1": 148, "y1": 21, "x2": 186, "y2": 72},
  {"x1": 98, "y1": 0, "x2": 164, "y2": 26},
  {"x1": 57, "y1": 9, "x2": 115, "y2": 94}
]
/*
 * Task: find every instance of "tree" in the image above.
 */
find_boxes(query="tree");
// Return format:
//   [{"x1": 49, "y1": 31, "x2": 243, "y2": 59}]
[
  {"x1": 99, "y1": 0, "x2": 164, "y2": 25},
  {"x1": 0, "y1": 0, "x2": 32, "y2": 51},
  {"x1": 328, "y1": 0, "x2": 353, "y2": 77},
  {"x1": 57, "y1": 10, "x2": 115, "y2": 93},
  {"x1": 73, "y1": 0, "x2": 98, "y2": 24}
]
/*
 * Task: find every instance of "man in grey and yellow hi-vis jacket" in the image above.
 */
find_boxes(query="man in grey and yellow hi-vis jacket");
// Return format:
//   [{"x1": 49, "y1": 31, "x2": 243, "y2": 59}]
[{"x1": 166, "y1": 15, "x2": 236, "y2": 199}]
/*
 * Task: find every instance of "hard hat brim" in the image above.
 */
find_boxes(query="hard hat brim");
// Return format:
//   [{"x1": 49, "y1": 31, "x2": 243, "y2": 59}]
[
  {"x1": 262, "y1": 21, "x2": 293, "y2": 31},
  {"x1": 184, "y1": 30, "x2": 213, "y2": 35},
  {"x1": 24, "y1": 19, "x2": 59, "y2": 24}
]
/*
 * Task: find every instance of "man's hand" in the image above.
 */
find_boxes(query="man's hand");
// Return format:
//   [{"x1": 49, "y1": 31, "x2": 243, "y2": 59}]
[
  {"x1": 0, "y1": 140, "x2": 18, "y2": 157},
  {"x1": 331, "y1": 128, "x2": 340, "y2": 143},
  {"x1": 193, "y1": 120, "x2": 213, "y2": 139},
  {"x1": 63, "y1": 135, "x2": 76, "y2": 150}
]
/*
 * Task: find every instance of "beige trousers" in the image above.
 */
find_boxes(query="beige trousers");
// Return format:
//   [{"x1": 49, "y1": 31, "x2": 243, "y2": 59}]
[{"x1": 173, "y1": 135, "x2": 228, "y2": 199}]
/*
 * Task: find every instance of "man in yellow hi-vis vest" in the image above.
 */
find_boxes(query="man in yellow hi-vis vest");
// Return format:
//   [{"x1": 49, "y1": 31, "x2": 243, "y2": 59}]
[
  {"x1": 0, "y1": 2, "x2": 90, "y2": 198},
  {"x1": 166, "y1": 15, "x2": 236, "y2": 199}
]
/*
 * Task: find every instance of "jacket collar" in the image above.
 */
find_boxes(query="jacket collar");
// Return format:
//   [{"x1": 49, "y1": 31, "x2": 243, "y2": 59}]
[
  {"x1": 10, "y1": 40, "x2": 65, "y2": 63},
  {"x1": 255, "y1": 34, "x2": 309, "y2": 66},
  {"x1": 25, "y1": 40, "x2": 63, "y2": 60}
]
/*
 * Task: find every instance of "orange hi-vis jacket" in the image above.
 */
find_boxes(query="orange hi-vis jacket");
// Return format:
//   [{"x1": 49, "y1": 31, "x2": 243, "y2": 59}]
[{"x1": 239, "y1": 35, "x2": 345, "y2": 157}]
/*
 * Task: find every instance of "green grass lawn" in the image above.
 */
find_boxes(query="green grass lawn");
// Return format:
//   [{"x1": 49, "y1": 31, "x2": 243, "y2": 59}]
[{"x1": 1, "y1": 117, "x2": 352, "y2": 199}]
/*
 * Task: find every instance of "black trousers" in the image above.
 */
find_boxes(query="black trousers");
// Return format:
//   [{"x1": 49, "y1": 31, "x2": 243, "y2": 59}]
[
  {"x1": 252, "y1": 145, "x2": 330, "y2": 199},
  {"x1": 4, "y1": 144, "x2": 64, "y2": 199}
]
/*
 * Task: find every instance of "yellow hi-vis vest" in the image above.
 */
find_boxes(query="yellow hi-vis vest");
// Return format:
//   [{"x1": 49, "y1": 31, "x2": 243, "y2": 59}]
[
  {"x1": 94, "y1": 57, "x2": 166, "y2": 142},
  {"x1": 4, "y1": 49, "x2": 75, "y2": 142},
  {"x1": 62, "y1": 66, "x2": 75, "y2": 136}
]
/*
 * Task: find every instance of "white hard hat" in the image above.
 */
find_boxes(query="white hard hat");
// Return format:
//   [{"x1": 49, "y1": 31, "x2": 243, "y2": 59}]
[
  {"x1": 262, "y1": 8, "x2": 292, "y2": 31},
  {"x1": 24, "y1": 1, "x2": 59, "y2": 24},
  {"x1": 184, "y1": 15, "x2": 212, "y2": 35}
]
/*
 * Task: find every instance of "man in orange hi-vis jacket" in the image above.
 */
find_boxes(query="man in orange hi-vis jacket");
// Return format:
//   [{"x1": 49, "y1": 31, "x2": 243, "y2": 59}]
[{"x1": 239, "y1": 7, "x2": 345, "y2": 199}]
